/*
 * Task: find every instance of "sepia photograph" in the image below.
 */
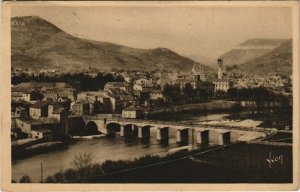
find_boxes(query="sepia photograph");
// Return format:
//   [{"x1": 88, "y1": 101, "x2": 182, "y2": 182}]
[{"x1": 1, "y1": 1, "x2": 299, "y2": 191}]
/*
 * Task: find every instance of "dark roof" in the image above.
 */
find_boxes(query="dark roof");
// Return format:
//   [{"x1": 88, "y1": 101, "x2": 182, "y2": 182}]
[
  {"x1": 16, "y1": 82, "x2": 74, "y2": 89},
  {"x1": 30, "y1": 101, "x2": 51, "y2": 109},
  {"x1": 105, "y1": 82, "x2": 127, "y2": 87},
  {"x1": 17, "y1": 116, "x2": 59, "y2": 125},
  {"x1": 123, "y1": 105, "x2": 142, "y2": 111},
  {"x1": 31, "y1": 127, "x2": 53, "y2": 133}
]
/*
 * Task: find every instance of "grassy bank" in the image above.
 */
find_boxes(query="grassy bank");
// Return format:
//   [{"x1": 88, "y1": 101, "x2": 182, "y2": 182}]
[
  {"x1": 88, "y1": 143, "x2": 292, "y2": 183},
  {"x1": 16, "y1": 142, "x2": 292, "y2": 183}
]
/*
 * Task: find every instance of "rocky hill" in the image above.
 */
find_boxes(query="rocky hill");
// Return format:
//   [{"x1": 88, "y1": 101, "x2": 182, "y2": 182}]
[
  {"x1": 11, "y1": 16, "x2": 212, "y2": 73},
  {"x1": 220, "y1": 38, "x2": 288, "y2": 66}
]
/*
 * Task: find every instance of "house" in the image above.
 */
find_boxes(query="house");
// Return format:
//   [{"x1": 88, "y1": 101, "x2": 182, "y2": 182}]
[
  {"x1": 31, "y1": 128, "x2": 54, "y2": 141},
  {"x1": 122, "y1": 106, "x2": 143, "y2": 119},
  {"x1": 149, "y1": 90, "x2": 164, "y2": 100},
  {"x1": 77, "y1": 91, "x2": 121, "y2": 114},
  {"x1": 133, "y1": 84, "x2": 156, "y2": 93},
  {"x1": 134, "y1": 78, "x2": 152, "y2": 86},
  {"x1": 71, "y1": 100, "x2": 91, "y2": 115},
  {"x1": 104, "y1": 82, "x2": 132, "y2": 93},
  {"x1": 15, "y1": 116, "x2": 60, "y2": 138},
  {"x1": 14, "y1": 82, "x2": 76, "y2": 102},
  {"x1": 210, "y1": 78, "x2": 233, "y2": 92},
  {"x1": 29, "y1": 101, "x2": 51, "y2": 119},
  {"x1": 11, "y1": 87, "x2": 24, "y2": 101},
  {"x1": 11, "y1": 106, "x2": 27, "y2": 118}
]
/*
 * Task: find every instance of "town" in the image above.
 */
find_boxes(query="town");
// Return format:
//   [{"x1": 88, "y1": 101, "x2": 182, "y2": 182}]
[{"x1": 11, "y1": 58, "x2": 292, "y2": 145}]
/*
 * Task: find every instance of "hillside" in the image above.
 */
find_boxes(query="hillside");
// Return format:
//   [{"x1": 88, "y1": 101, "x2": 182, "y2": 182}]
[
  {"x1": 220, "y1": 38, "x2": 287, "y2": 66},
  {"x1": 237, "y1": 39, "x2": 292, "y2": 75},
  {"x1": 11, "y1": 16, "x2": 212, "y2": 73}
]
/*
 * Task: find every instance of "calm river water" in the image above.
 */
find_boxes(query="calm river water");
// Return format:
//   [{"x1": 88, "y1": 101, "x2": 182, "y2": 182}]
[{"x1": 12, "y1": 113, "x2": 228, "y2": 182}]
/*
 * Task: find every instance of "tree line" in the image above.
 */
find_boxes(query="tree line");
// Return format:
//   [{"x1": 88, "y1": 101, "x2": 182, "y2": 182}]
[
  {"x1": 161, "y1": 83, "x2": 210, "y2": 106},
  {"x1": 11, "y1": 72, "x2": 124, "y2": 91}
]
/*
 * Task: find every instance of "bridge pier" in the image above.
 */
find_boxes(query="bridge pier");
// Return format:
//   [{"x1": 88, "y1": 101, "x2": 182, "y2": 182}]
[
  {"x1": 138, "y1": 126, "x2": 151, "y2": 140},
  {"x1": 218, "y1": 131, "x2": 231, "y2": 145},
  {"x1": 120, "y1": 125, "x2": 133, "y2": 137},
  {"x1": 196, "y1": 130, "x2": 209, "y2": 145},
  {"x1": 176, "y1": 128, "x2": 189, "y2": 145},
  {"x1": 156, "y1": 127, "x2": 169, "y2": 142}
]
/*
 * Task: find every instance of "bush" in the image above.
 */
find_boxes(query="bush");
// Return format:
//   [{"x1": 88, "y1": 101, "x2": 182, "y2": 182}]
[
  {"x1": 53, "y1": 172, "x2": 64, "y2": 183},
  {"x1": 19, "y1": 175, "x2": 31, "y2": 183},
  {"x1": 63, "y1": 168, "x2": 79, "y2": 181},
  {"x1": 45, "y1": 176, "x2": 55, "y2": 183}
]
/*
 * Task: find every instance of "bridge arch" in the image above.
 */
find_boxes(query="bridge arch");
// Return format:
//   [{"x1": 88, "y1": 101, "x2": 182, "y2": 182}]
[
  {"x1": 85, "y1": 121, "x2": 100, "y2": 134},
  {"x1": 106, "y1": 122, "x2": 121, "y2": 134}
]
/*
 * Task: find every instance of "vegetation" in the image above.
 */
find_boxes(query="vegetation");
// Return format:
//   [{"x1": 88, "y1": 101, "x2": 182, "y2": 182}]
[
  {"x1": 161, "y1": 83, "x2": 210, "y2": 106},
  {"x1": 19, "y1": 175, "x2": 32, "y2": 183},
  {"x1": 226, "y1": 87, "x2": 292, "y2": 129},
  {"x1": 71, "y1": 152, "x2": 94, "y2": 182},
  {"x1": 16, "y1": 149, "x2": 204, "y2": 183},
  {"x1": 11, "y1": 72, "x2": 124, "y2": 91},
  {"x1": 17, "y1": 143, "x2": 292, "y2": 183}
]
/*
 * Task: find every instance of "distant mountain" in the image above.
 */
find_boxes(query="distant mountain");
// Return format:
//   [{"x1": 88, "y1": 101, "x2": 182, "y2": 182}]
[
  {"x1": 11, "y1": 16, "x2": 213, "y2": 73},
  {"x1": 236, "y1": 39, "x2": 292, "y2": 75},
  {"x1": 219, "y1": 38, "x2": 288, "y2": 66}
]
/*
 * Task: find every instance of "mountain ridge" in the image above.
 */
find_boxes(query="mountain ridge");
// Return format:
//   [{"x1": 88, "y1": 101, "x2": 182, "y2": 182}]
[
  {"x1": 219, "y1": 38, "x2": 288, "y2": 67},
  {"x1": 235, "y1": 39, "x2": 292, "y2": 75},
  {"x1": 11, "y1": 16, "x2": 213, "y2": 73}
]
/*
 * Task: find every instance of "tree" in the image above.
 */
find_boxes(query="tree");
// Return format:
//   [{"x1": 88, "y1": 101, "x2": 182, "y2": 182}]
[
  {"x1": 45, "y1": 176, "x2": 55, "y2": 183},
  {"x1": 182, "y1": 83, "x2": 194, "y2": 102},
  {"x1": 71, "y1": 152, "x2": 95, "y2": 182},
  {"x1": 19, "y1": 175, "x2": 31, "y2": 183},
  {"x1": 63, "y1": 168, "x2": 79, "y2": 181}
]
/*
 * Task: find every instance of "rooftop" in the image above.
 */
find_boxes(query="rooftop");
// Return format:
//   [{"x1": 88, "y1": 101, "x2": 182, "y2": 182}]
[
  {"x1": 17, "y1": 116, "x2": 59, "y2": 125},
  {"x1": 31, "y1": 127, "x2": 53, "y2": 133},
  {"x1": 31, "y1": 101, "x2": 51, "y2": 109},
  {"x1": 123, "y1": 105, "x2": 142, "y2": 111}
]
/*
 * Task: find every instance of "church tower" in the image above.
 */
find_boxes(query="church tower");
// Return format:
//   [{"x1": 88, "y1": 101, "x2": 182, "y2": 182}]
[
  {"x1": 217, "y1": 59, "x2": 223, "y2": 79},
  {"x1": 192, "y1": 64, "x2": 205, "y2": 81}
]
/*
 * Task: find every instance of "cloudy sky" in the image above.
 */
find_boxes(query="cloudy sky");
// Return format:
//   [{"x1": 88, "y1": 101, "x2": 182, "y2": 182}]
[{"x1": 11, "y1": 5, "x2": 292, "y2": 64}]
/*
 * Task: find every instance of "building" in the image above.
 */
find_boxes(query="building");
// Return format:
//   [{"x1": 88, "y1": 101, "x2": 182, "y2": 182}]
[
  {"x1": 134, "y1": 78, "x2": 152, "y2": 87},
  {"x1": 31, "y1": 128, "x2": 54, "y2": 141},
  {"x1": 210, "y1": 78, "x2": 232, "y2": 92},
  {"x1": 104, "y1": 82, "x2": 132, "y2": 93},
  {"x1": 133, "y1": 84, "x2": 156, "y2": 93},
  {"x1": 122, "y1": 106, "x2": 143, "y2": 119},
  {"x1": 29, "y1": 101, "x2": 51, "y2": 119},
  {"x1": 77, "y1": 91, "x2": 117, "y2": 114},
  {"x1": 14, "y1": 82, "x2": 76, "y2": 102},
  {"x1": 71, "y1": 100, "x2": 91, "y2": 116},
  {"x1": 11, "y1": 87, "x2": 24, "y2": 101},
  {"x1": 149, "y1": 90, "x2": 164, "y2": 100},
  {"x1": 192, "y1": 64, "x2": 206, "y2": 81},
  {"x1": 217, "y1": 58, "x2": 224, "y2": 79},
  {"x1": 11, "y1": 106, "x2": 27, "y2": 119},
  {"x1": 15, "y1": 116, "x2": 60, "y2": 138}
]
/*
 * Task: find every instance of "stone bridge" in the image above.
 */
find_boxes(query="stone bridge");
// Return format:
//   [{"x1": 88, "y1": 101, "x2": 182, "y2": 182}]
[{"x1": 82, "y1": 115, "x2": 275, "y2": 146}]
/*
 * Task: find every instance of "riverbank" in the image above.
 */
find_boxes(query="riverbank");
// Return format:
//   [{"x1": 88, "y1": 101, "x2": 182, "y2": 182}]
[
  {"x1": 12, "y1": 141, "x2": 67, "y2": 159},
  {"x1": 87, "y1": 143, "x2": 292, "y2": 183}
]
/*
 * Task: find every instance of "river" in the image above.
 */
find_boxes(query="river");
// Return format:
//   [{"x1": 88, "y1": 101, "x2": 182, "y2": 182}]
[{"x1": 12, "y1": 113, "x2": 229, "y2": 182}]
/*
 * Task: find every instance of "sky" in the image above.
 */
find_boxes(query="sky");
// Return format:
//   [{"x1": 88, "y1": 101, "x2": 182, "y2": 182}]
[{"x1": 11, "y1": 5, "x2": 293, "y2": 64}]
